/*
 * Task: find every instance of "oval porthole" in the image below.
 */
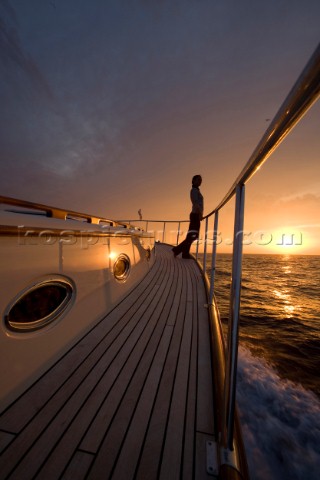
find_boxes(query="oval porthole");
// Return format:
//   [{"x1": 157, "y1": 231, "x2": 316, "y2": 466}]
[
  {"x1": 4, "y1": 280, "x2": 74, "y2": 332},
  {"x1": 113, "y1": 254, "x2": 131, "y2": 282}
]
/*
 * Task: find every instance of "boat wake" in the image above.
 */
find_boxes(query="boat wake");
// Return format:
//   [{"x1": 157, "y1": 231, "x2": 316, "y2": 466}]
[{"x1": 237, "y1": 346, "x2": 320, "y2": 480}]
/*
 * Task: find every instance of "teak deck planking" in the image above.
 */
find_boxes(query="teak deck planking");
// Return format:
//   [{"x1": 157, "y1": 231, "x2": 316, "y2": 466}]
[{"x1": 0, "y1": 244, "x2": 215, "y2": 479}]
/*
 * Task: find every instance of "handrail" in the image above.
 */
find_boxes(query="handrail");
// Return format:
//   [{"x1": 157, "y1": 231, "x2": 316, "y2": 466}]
[
  {"x1": 208, "y1": 43, "x2": 320, "y2": 459},
  {"x1": 117, "y1": 219, "x2": 189, "y2": 223},
  {"x1": 0, "y1": 195, "x2": 124, "y2": 227},
  {"x1": 204, "y1": 42, "x2": 320, "y2": 217},
  {"x1": 117, "y1": 219, "x2": 190, "y2": 246}
]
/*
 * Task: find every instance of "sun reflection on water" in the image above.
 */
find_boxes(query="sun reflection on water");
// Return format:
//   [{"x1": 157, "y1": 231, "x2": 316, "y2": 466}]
[
  {"x1": 282, "y1": 265, "x2": 292, "y2": 274},
  {"x1": 284, "y1": 304, "x2": 295, "y2": 316},
  {"x1": 272, "y1": 288, "x2": 299, "y2": 317},
  {"x1": 273, "y1": 289, "x2": 288, "y2": 300},
  {"x1": 272, "y1": 284, "x2": 301, "y2": 318}
]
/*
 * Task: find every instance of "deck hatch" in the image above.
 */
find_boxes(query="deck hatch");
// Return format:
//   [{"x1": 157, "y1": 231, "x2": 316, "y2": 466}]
[{"x1": 4, "y1": 279, "x2": 74, "y2": 332}]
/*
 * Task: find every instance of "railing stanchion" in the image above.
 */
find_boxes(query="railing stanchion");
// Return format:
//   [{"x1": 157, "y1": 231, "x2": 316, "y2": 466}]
[
  {"x1": 162, "y1": 222, "x2": 166, "y2": 243},
  {"x1": 209, "y1": 211, "x2": 219, "y2": 304},
  {"x1": 203, "y1": 217, "x2": 209, "y2": 271},
  {"x1": 222, "y1": 183, "x2": 245, "y2": 451},
  {"x1": 176, "y1": 222, "x2": 181, "y2": 246}
]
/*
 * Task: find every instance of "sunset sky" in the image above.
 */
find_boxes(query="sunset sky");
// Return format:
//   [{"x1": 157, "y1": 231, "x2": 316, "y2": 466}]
[{"x1": 0, "y1": 0, "x2": 319, "y2": 254}]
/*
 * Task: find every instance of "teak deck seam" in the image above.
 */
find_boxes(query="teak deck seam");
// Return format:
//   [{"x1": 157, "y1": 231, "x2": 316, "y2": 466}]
[{"x1": 0, "y1": 244, "x2": 215, "y2": 479}]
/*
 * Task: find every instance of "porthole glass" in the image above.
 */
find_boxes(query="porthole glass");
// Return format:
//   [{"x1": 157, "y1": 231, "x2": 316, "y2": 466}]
[
  {"x1": 5, "y1": 280, "x2": 73, "y2": 332},
  {"x1": 113, "y1": 254, "x2": 131, "y2": 282}
]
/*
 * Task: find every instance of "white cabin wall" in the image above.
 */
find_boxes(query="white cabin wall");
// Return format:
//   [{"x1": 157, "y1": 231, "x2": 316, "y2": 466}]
[{"x1": 0, "y1": 223, "x2": 154, "y2": 411}]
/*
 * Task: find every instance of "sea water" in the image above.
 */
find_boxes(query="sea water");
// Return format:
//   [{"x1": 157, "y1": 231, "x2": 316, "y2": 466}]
[{"x1": 201, "y1": 253, "x2": 320, "y2": 480}]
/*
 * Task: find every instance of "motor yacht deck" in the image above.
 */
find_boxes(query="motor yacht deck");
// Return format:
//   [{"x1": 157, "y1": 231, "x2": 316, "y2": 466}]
[{"x1": 0, "y1": 244, "x2": 226, "y2": 479}]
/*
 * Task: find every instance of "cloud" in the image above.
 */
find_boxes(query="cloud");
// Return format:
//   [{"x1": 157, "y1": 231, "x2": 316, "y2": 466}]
[
  {"x1": 288, "y1": 223, "x2": 320, "y2": 229},
  {"x1": 1, "y1": 0, "x2": 320, "y2": 220},
  {"x1": 276, "y1": 190, "x2": 320, "y2": 204}
]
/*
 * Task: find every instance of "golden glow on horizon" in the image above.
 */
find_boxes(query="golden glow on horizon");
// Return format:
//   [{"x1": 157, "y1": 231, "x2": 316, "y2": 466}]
[
  {"x1": 265, "y1": 228, "x2": 313, "y2": 255},
  {"x1": 188, "y1": 226, "x2": 318, "y2": 255}
]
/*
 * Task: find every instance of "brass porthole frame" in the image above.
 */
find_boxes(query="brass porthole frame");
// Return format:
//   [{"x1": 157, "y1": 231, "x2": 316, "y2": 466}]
[
  {"x1": 4, "y1": 278, "x2": 75, "y2": 333},
  {"x1": 113, "y1": 254, "x2": 131, "y2": 282}
]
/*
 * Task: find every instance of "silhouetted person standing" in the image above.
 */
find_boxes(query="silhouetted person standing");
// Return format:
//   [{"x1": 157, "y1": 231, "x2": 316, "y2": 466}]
[{"x1": 172, "y1": 175, "x2": 203, "y2": 259}]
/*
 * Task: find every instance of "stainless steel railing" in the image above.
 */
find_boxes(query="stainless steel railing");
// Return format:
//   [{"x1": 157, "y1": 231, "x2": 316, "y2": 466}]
[
  {"x1": 121, "y1": 42, "x2": 320, "y2": 456},
  {"x1": 207, "y1": 43, "x2": 320, "y2": 216},
  {"x1": 116, "y1": 219, "x2": 190, "y2": 245},
  {"x1": 206, "y1": 42, "x2": 320, "y2": 452}
]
